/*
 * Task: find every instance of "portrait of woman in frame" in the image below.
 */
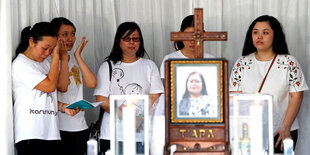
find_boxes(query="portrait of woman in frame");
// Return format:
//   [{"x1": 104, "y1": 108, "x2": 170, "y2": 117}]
[{"x1": 169, "y1": 59, "x2": 224, "y2": 123}]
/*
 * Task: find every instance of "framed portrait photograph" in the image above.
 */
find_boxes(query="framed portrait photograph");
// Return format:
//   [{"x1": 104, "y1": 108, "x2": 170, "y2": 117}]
[
  {"x1": 168, "y1": 59, "x2": 225, "y2": 124},
  {"x1": 164, "y1": 59, "x2": 229, "y2": 154},
  {"x1": 109, "y1": 95, "x2": 149, "y2": 155}
]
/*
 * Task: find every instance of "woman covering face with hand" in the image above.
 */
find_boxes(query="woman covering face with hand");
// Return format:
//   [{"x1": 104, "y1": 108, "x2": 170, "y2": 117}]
[
  {"x1": 12, "y1": 22, "x2": 61, "y2": 155},
  {"x1": 51, "y1": 17, "x2": 97, "y2": 155},
  {"x1": 229, "y1": 15, "x2": 308, "y2": 153}
]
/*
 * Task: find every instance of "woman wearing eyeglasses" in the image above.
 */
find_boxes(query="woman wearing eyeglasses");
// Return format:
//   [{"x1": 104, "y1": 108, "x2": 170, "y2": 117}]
[{"x1": 94, "y1": 22, "x2": 164, "y2": 154}]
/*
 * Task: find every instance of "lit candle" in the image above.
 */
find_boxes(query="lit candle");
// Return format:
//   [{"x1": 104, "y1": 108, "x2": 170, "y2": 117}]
[
  {"x1": 283, "y1": 138, "x2": 294, "y2": 155},
  {"x1": 123, "y1": 100, "x2": 136, "y2": 155},
  {"x1": 87, "y1": 138, "x2": 98, "y2": 155},
  {"x1": 249, "y1": 103, "x2": 263, "y2": 154}
]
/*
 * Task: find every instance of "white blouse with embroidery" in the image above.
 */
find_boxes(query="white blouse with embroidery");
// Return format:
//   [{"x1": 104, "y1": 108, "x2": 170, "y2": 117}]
[{"x1": 229, "y1": 53, "x2": 308, "y2": 132}]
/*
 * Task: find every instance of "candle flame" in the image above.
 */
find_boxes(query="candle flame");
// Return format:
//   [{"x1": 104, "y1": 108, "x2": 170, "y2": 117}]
[
  {"x1": 254, "y1": 93, "x2": 262, "y2": 105},
  {"x1": 126, "y1": 99, "x2": 137, "y2": 107}
]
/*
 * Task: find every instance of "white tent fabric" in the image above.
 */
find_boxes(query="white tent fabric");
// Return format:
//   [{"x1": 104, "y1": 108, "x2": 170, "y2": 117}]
[
  {"x1": 0, "y1": 0, "x2": 14, "y2": 154},
  {"x1": 1, "y1": 0, "x2": 310, "y2": 154}
]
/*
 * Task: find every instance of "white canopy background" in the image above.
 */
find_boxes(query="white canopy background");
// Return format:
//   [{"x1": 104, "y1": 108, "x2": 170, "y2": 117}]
[{"x1": 1, "y1": 0, "x2": 309, "y2": 154}]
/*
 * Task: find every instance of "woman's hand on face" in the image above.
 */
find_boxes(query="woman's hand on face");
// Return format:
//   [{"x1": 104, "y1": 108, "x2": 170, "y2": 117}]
[
  {"x1": 274, "y1": 125, "x2": 291, "y2": 151},
  {"x1": 74, "y1": 36, "x2": 88, "y2": 57},
  {"x1": 58, "y1": 39, "x2": 68, "y2": 59},
  {"x1": 51, "y1": 39, "x2": 60, "y2": 59}
]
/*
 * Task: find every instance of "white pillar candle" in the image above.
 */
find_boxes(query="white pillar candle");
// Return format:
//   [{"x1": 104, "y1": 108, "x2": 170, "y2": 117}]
[
  {"x1": 283, "y1": 138, "x2": 294, "y2": 155},
  {"x1": 249, "y1": 104, "x2": 263, "y2": 154},
  {"x1": 123, "y1": 103, "x2": 136, "y2": 155},
  {"x1": 87, "y1": 138, "x2": 98, "y2": 155}
]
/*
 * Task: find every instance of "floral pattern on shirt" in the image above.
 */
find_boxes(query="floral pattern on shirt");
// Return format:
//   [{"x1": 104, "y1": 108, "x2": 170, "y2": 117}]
[
  {"x1": 276, "y1": 55, "x2": 302, "y2": 90},
  {"x1": 230, "y1": 56, "x2": 253, "y2": 90},
  {"x1": 230, "y1": 54, "x2": 304, "y2": 91}
]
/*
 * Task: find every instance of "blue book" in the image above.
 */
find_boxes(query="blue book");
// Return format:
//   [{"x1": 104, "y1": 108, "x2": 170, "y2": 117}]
[{"x1": 66, "y1": 99, "x2": 104, "y2": 110}]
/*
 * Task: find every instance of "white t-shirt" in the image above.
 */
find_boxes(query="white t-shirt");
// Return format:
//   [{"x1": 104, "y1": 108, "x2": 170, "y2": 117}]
[
  {"x1": 57, "y1": 55, "x2": 87, "y2": 131},
  {"x1": 12, "y1": 54, "x2": 60, "y2": 143},
  {"x1": 155, "y1": 50, "x2": 216, "y2": 116},
  {"x1": 160, "y1": 50, "x2": 216, "y2": 79},
  {"x1": 94, "y1": 58, "x2": 164, "y2": 140},
  {"x1": 229, "y1": 53, "x2": 308, "y2": 132}
]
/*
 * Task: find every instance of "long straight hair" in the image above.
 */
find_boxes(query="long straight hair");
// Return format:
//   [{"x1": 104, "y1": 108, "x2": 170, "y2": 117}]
[
  {"x1": 107, "y1": 22, "x2": 147, "y2": 64},
  {"x1": 242, "y1": 15, "x2": 289, "y2": 56}
]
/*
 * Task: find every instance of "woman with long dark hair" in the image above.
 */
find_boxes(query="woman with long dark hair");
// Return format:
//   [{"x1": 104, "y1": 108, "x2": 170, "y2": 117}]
[
  {"x1": 94, "y1": 22, "x2": 163, "y2": 154},
  {"x1": 229, "y1": 15, "x2": 308, "y2": 153}
]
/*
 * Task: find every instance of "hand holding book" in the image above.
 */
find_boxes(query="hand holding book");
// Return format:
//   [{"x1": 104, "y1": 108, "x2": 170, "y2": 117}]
[{"x1": 66, "y1": 99, "x2": 105, "y2": 110}]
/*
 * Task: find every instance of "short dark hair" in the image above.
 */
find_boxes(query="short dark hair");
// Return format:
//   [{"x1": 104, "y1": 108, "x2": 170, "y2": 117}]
[
  {"x1": 15, "y1": 22, "x2": 57, "y2": 57},
  {"x1": 107, "y1": 22, "x2": 146, "y2": 64},
  {"x1": 174, "y1": 15, "x2": 194, "y2": 51},
  {"x1": 182, "y1": 71, "x2": 208, "y2": 99},
  {"x1": 242, "y1": 15, "x2": 289, "y2": 56},
  {"x1": 50, "y1": 17, "x2": 76, "y2": 34}
]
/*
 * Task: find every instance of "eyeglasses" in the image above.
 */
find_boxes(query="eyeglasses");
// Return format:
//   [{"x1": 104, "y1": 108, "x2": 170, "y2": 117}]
[{"x1": 122, "y1": 37, "x2": 140, "y2": 42}]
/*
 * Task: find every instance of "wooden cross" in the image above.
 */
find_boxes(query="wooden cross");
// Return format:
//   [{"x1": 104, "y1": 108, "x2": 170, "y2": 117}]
[{"x1": 171, "y1": 8, "x2": 227, "y2": 58}]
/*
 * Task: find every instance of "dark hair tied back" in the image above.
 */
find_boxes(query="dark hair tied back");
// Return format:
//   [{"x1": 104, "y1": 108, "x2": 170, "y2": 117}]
[
  {"x1": 15, "y1": 26, "x2": 32, "y2": 56},
  {"x1": 15, "y1": 22, "x2": 57, "y2": 58}
]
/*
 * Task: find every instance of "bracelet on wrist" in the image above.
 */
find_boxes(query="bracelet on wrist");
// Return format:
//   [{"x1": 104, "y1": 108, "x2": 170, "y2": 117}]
[{"x1": 60, "y1": 103, "x2": 66, "y2": 113}]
